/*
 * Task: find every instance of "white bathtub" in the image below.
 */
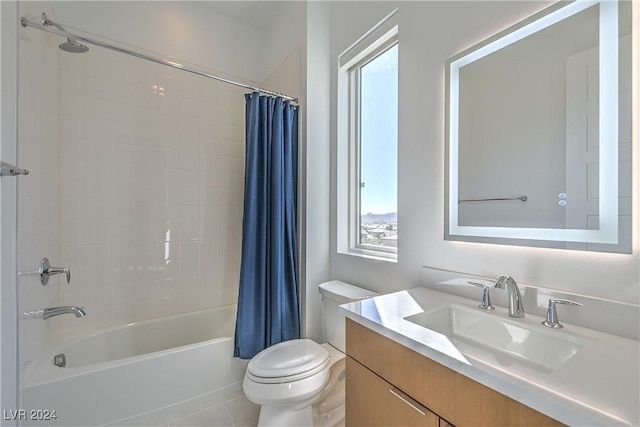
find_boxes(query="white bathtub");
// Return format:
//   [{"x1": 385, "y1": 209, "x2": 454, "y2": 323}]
[{"x1": 23, "y1": 305, "x2": 248, "y2": 426}]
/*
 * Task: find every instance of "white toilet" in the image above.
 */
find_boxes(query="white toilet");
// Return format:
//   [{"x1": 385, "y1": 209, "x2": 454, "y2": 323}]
[{"x1": 243, "y1": 280, "x2": 377, "y2": 427}]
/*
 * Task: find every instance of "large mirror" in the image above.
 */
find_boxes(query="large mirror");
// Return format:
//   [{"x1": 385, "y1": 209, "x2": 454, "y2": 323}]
[{"x1": 445, "y1": 0, "x2": 632, "y2": 253}]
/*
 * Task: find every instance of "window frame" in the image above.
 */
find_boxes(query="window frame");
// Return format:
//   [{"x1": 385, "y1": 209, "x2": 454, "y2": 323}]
[{"x1": 337, "y1": 16, "x2": 398, "y2": 261}]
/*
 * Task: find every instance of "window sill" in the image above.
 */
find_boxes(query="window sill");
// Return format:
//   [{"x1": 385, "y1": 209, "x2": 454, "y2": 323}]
[{"x1": 339, "y1": 247, "x2": 398, "y2": 263}]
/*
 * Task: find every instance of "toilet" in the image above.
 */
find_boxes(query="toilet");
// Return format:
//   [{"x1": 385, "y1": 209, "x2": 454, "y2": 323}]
[{"x1": 243, "y1": 280, "x2": 377, "y2": 427}]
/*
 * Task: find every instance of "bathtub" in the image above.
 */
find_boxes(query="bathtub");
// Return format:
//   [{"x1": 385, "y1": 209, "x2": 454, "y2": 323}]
[{"x1": 22, "y1": 305, "x2": 248, "y2": 426}]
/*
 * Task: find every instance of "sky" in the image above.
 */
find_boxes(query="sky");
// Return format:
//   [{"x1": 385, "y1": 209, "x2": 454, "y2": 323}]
[{"x1": 360, "y1": 44, "x2": 398, "y2": 215}]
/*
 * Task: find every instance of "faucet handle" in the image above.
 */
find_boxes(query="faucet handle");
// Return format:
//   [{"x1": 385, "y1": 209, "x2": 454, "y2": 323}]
[
  {"x1": 467, "y1": 281, "x2": 495, "y2": 311},
  {"x1": 542, "y1": 298, "x2": 582, "y2": 329},
  {"x1": 38, "y1": 258, "x2": 71, "y2": 286}
]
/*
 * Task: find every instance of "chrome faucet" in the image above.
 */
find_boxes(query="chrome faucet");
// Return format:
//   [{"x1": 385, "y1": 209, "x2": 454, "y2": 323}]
[
  {"x1": 43, "y1": 306, "x2": 86, "y2": 319},
  {"x1": 493, "y1": 275, "x2": 525, "y2": 318}
]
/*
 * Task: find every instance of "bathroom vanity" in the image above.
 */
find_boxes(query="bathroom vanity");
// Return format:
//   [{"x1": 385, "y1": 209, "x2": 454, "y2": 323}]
[
  {"x1": 346, "y1": 319, "x2": 561, "y2": 426},
  {"x1": 342, "y1": 287, "x2": 640, "y2": 426}
]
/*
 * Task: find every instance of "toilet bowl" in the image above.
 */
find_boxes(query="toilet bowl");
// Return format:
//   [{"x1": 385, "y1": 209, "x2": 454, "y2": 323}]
[{"x1": 242, "y1": 281, "x2": 377, "y2": 427}]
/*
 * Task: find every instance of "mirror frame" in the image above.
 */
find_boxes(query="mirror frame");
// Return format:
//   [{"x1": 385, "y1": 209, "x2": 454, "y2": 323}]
[{"x1": 445, "y1": 0, "x2": 620, "y2": 245}]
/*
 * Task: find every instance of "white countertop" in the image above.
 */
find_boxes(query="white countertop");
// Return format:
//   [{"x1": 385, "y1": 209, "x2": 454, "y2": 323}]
[{"x1": 340, "y1": 287, "x2": 640, "y2": 426}]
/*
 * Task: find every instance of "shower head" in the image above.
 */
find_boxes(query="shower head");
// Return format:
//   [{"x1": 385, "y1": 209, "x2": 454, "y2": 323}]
[
  {"x1": 40, "y1": 13, "x2": 89, "y2": 54},
  {"x1": 59, "y1": 39, "x2": 89, "y2": 53}
]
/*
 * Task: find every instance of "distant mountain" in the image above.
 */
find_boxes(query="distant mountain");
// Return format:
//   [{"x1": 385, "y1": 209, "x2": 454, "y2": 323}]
[{"x1": 361, "y1": 212, "x2": 397, "y2": 223}]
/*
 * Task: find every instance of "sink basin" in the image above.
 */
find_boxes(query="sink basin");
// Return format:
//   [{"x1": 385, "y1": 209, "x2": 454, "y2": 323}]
[{"x1": 404, "y1": 304, "x2": 584, "y2": 372}]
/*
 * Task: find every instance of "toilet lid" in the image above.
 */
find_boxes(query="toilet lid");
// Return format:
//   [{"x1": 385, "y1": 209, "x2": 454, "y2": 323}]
[{"x1": 247, "y1": 339, "x2": 330, "y2": 384}]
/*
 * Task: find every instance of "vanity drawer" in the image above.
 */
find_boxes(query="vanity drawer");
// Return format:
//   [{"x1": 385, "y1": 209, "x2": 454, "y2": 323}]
[
  {"x1": 346, "y1": 356, "x2": 439, "y2": 427},
  {"x1": 346, "y1": 318, "x2": 564, "y2": 427}
]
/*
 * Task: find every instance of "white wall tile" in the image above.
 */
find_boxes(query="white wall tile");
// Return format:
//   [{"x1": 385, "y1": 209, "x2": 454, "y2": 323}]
[
  {"x1": 20, "y1": 15, "x2": 248, "y2": 345},
  {"x1": 17, "y1": 1, "x2": 62, "y2": 386}
]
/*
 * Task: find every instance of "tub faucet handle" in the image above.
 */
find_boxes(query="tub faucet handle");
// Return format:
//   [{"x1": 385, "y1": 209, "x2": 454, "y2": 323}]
[{"x1": 38, "y1": 258, "x2": 71, "y2": 285}]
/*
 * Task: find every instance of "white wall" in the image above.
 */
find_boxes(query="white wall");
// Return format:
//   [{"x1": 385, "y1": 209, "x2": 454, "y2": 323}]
[
  {"x1": 329, "y1": 1, "x2": 639, "y2": 305},
  {"x1": 263, "y1": 46, "x2": 301, "y2": 101},
  {"x1": 301, "y1": 2, "x2": 332, "y2": 342},
  {"x1": 49, "y1": 1, "x2": 268, "y2": 84},
  {"x1": 1, "y1": 1, "x2": 20, "y2": 420},
  {"x1": 262, "y1": 1, "x2": 306, "y2": 93}
]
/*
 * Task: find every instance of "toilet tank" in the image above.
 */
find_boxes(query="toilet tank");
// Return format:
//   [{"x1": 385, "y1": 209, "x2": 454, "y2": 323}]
[{"x1": 318, "y1": 280, "x2": 377, "y2": 352}]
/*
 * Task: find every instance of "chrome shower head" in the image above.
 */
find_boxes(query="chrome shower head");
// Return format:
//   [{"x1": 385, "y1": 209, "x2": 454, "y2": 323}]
[
  {"x1": 59, "y1": 39, "x2": 89, "y2": 53},
  {"x1": 40, "y1": 13, "x2": 89, "y2": 54}
]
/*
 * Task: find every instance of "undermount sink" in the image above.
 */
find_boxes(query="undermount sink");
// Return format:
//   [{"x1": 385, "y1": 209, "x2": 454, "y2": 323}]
[{"x1": 404, "y1": 304, "x2": 584, "y2": 372}]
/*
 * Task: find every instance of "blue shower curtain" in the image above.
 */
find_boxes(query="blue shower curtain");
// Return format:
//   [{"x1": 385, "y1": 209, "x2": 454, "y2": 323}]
[{"x1": 233, "y1": 92, "x2": 300, "y2": 359}]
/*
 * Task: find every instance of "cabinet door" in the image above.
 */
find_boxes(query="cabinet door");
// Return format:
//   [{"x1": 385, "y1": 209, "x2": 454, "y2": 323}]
[{"x1": 346, "y1": 356, "x2": 439, "y2": 427}]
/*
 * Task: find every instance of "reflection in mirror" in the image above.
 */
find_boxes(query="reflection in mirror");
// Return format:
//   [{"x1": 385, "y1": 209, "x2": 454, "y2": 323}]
[{"x1": 446, "y1": 0, "x2": 632, "y2": 253}]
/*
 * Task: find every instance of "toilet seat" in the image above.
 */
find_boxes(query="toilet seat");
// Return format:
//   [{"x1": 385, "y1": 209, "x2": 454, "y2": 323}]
[
  {"x1": 242, "y1": 281, "x2": 377, "y2": 427},
  {"x1": 247, "y1": 339, "x2": 330, "y2": 384}
]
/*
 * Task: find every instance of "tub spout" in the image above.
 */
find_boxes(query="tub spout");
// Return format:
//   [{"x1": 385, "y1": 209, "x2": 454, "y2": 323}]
[{"x1": 43, "y1": 306, "x2": 86, "y2": 319}]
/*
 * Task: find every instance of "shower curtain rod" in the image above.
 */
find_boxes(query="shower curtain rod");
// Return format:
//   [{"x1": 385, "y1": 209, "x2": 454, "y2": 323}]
[{"x1": 20, "y1": 14, "x2": 298, "y2": 103}]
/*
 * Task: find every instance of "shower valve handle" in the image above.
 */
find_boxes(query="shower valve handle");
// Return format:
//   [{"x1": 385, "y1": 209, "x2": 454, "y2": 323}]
[{"x1": 39, "y1": 258, "x2": 71, "y2": 286}]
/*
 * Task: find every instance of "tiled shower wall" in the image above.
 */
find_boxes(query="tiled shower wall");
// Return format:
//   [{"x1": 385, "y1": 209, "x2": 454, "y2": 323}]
[
  {"x1": 56, "y1": 46, "x2": 247, "y2": 337},
  {"x1": 17, "y1": 2, "x2": 61, "y2": 384}
]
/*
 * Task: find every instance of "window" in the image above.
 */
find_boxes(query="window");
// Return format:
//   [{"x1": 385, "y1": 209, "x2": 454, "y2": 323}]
[
  {"x1": 358, "y1": 44, "x2": 398, "y2": 249},
  {"x1": 337, "y1": 13, "x2": 398, "y2": 260}
]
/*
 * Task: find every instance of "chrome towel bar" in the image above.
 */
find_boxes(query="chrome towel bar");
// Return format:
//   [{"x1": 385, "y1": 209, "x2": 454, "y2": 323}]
[{"x1": 458, "y1": 195, "x2": 527, "y2": 204}]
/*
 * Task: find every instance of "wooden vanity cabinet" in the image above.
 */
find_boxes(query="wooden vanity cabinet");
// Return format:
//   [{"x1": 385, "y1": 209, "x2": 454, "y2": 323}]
[
  {"x1": 346, "y1": 356, "x2": 439, "y2": 426},
  {"x1": 345, "y1": 318, "x2": 564, "y2": 427}
]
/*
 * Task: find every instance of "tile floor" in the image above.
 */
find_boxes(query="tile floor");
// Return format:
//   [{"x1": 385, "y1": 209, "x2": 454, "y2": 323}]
[
  {"x1": 109, "y1": 377, "x2": 348, "y2": 427},
  {"x1": 169, "y1": 395, "x2": 259, "y2": 427},
  {"x1": 106, "y1": 385, "x2": 260, "y2": 427}
]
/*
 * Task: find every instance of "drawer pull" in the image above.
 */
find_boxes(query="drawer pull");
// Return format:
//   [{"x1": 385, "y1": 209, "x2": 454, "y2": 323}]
[{"x1": 389, "y1": 388, "x2": 426, "y2": 416}]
